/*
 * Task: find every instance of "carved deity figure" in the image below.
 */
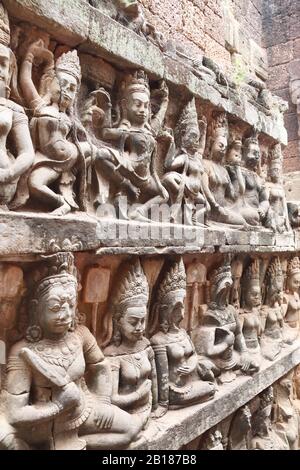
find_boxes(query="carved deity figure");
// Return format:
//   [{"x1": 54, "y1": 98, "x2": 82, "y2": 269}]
[
  {"x1": 18, "y1": 40, "x2": 94, "y2": 215},
  {"x1": 202, "y1": 112, "x2": 249, "y2": 227},
  {"x1": 283, "y1": 256, "x2": 300, "y2": 332},
  {"x1": 240, "y1": 134, "x2": 269, "y2": 227},
  {"x1": 0, "y1": 252, "x2": 141, "y2": 450},
  {"x1": 150, "y1": 258, "x2": 215, "y2": 418},
  {"x1": 104, "y1": 259, "x2": 157, "y2": 432},
  {"x1": 94, "y1": 70, "x2": 170, "y2": 221},
  {"x1": 239, "y1": 259, "x2": 262, "y2": 370},
  {"x1": 162, "y1": 98, "x2": 208, "y2": 225},
  {"x1": 260, "y1": 257, "x2": 287, "y2": 361},
  {"x1": 193, "y1": 259, "x2": 258, "y2": 384},
  {"x1": 0, "y1": 4, "x2": 34, "y2": 209},
  {"x1": 251, "y1": 387, "x2": 289, "y2": 450},
  {"x1": 228, "y1": 405, "x2": 251, "y2": 450},
  {"x1": 274, "y1": 375, "x2": 299, "y2": 450},
  {"x1": 265, "y1": 145, "x2": 290, "y2": 233}
]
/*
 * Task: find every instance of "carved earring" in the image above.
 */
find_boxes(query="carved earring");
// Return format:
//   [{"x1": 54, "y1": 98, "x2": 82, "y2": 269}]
[
  {"x1": 5, "y1": 85, "x2": 10, "y2": 99},
  {"x1": 25, "y1": 325, "x2": 43, "y2": 343}
]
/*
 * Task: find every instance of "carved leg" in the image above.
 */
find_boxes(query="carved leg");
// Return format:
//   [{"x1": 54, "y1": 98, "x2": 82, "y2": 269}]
[
  {"x1": 79, "y1": 404, "x2": 143, "y2": 450},
  {"x1": 28, "y1": 167, "x2": 70, "y2": 214}
]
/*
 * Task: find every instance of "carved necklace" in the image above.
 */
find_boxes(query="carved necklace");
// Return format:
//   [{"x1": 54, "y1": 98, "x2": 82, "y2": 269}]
[{"x1": 31, "y1": 333, "x2": 80, "y2": 370}]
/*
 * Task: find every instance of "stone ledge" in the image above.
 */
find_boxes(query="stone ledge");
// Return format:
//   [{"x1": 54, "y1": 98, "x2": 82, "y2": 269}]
[
  {"x1": 0, "y1": 212, "x2": 298, "y2": 257},
  {"x1": 4, "y1": 0, "x2": 287, "y2": 144},
  {"x1": 135, "y1": 343, "x2": 300, "y2": 450}
]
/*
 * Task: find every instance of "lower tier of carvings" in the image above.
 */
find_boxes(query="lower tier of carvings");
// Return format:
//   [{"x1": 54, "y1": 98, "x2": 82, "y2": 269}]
[
  {"x1": 1, "y1": 250, "x2": 300, "y2": 450},
  {"x1": 183, "y1": 365, "x2": 300, "y2": 450},
  {"x1": 135, "y1": 345, "x2": 300, "y2": 450}
]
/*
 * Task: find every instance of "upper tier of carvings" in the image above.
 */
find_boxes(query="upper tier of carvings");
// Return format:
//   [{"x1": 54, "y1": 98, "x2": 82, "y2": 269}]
[{"x1": 0, "y1": 2, "x2": 291, "y2": 233}]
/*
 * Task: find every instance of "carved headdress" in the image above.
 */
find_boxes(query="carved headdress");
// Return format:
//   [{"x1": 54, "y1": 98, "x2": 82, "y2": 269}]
[
  {"x1": 157, "y1": 257, "x2": 186, "y2": 305},
  {"x1": 111, "y1": 258, "x2": 149, "y2": 320},
  {"x1": 0, "y1": 3, "x2": 10, "y2": 47},
  {"x1": 35, "y1": 252, "x2": 77, "y2": 299},
  {"x1": 287, "y1": 256, "x2": 300, "y2": 277},
  {"x1": 175, "y1": 98, "x2": 199, "y2": 145},
  {"x1": 26, "y1": 253, "x2": 78, "y2": 342},
  {"x1": 56, "y1": 50, "x2": 81, "y2": 83},
  {"x1": 209, "y1": 257, "x2": 233, "y2": 308},
  {"x1": 205, "y1": 111, "x2": 228, "y2": 159},
  {"x1": 269, "y1": 143, "x2": 283, "y2": 171},
  {"x1": 121, "y1": 69, "x2": 150, "y2": 98},
  {"x1": 263, "y1": 257, "x2": 283, "y2": 305}
]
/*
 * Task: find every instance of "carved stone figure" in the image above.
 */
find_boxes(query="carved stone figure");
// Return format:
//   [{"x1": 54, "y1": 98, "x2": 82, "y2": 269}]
[
  {"x1": 202, "y1": 112, "x2": 249, "y2": 227},
  {"x1": 265, "y1": 144, "x2": 290, "y2": 233},
  {"x1": 162, "y1": 98, "x2": 208, "y2": 225},
  {"x1": 0, "y1": 4, "x2": 34, "y2": 210},
  {"x1": 0, "y1": 253, "x2": 141, "y2": 450},
  {"x1": 283, "y1": 257, "x2": 300, "y2": 332},
  {"x1": 239, "y1": 259, "x2": 262, "y2": 370},
  {"x1": 150, "y1": 258, "x2": 215, "y2": 418},
  {"x1": 94, "y1": 70, "x2": 170, "y2": 221},
  {"x1": 260, "y1": 257, "x2": 287, "y2": 361},
  {"x1": 115, "y1": 0, "x2": 167, "y2": 51},
  {"x1": 200, "y1": 427, "x2": 224, "y2": 450},
  {"x1": 193, "y1": 259, "x2": 258, "y2": 384},
  {"x1": 240, "y1": 134, "x2": 269, "y2": 227},
  {"x1": 251, "y1": 387, "x2": 289, "y2": 450},
  {"x1": 228, "y1": 405, "x2": 251, "y2": 450},
  {"x1": 274, "y1": 375, "x2": 299, "y2": 450},
  {"x1": 104, "y1": 259, "x2": 157, "y2": 431},
  {"x1": 18, "y1": 40, "x2": 94, "y2": 215}
]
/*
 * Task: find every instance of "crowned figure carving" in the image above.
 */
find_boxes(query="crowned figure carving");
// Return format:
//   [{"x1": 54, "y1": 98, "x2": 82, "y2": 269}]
[
  {"x1": 104, "y1": 258, "x2": 158, "y2": 436},
  {"x1": 92, "y1": 69, "x2": 172, "y2": 221},
  {"x1": 150, "y1": 258, "x2": 215, "y2": 418},
  {"x1": 193, "y1": 258, "x2": 259, "y2": 384},
  {"x1": 15, "y1": 39, "x2": 96, "y2": 215},
  {"x1": 0, "y1": 252, "x2": 141, "y2": 450},
  {"x1": 0, "y1": 2, "x2": 34, "y2": 210}
]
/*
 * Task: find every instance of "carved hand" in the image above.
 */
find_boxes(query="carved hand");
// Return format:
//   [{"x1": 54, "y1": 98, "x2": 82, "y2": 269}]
[
  {"x1": 177, "y1": 363, "x2": 195, "y2": 375},
  {"x1": 240, "y1": 353, "x2": 251, "y2": 372},
  {"x1": 152, "y1": 80, "x2": 169, "y2": 102},
  {"x1": 52, "y1": 382, "x2": 81, "y2": 411},
  {"x1": 93, "y1": 405, "x2": 114, "y2": 430},
  {"x1": 26, "y1": 39, "x2": 54, "y2": 66},
  {"x1": 225, "y1": 331, "x2": 235, "y2": 347},
  {"x1": 137, "y1": 379, "x2": 152, "y2": 399}
]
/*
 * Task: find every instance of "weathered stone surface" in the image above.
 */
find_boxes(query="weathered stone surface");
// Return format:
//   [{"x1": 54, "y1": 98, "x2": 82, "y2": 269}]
[
  {"x1": 135, "y1": 343, "x2": 300, "y2": 450},
  {"x1": 4, "y1": 0, "x2": 90, "y2": 46}
]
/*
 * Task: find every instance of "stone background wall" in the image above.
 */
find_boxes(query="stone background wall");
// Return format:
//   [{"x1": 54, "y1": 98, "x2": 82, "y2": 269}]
[
  {"x1": 137, "y1": 0, "x2": 300, "y2": 173},
  {"x1": 263, "y1": 0, "x2": 300, "y2": 172}
]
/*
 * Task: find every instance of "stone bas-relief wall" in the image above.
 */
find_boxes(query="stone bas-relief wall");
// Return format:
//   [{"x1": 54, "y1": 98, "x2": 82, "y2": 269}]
[
  {"x1": 184, "y1": 370, "x2": 300, "y2": 450},
  {"x1": 1, "y1": 252, "x2": 300, "y2": 450},
  {"x1": 0, "y1": 0, "x2": 298, "y2": 451}
]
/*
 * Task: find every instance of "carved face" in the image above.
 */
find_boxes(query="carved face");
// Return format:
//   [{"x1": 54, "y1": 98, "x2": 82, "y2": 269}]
[
  {"x1": 226, "y1": 144, "x2": 242, "y2": 165},
  {"x1": 56, "y1": 71, "x2": 77, "y2": 111},
  {"x1": 169, "y1": 291, "x2": 186, "y2": 325},
  {"x1": 214, "y1": 275, "x2": 233, "y2": 307},
  {"x1": 119, "y1": 305, "x2": 146, "y2": 343},
  {"x1": 245, "y1": 282, "x2": 261, "y2": 308},
  {"x1": 124, "y1": 91, "x2": 149, "y2": 125},
  {"x1": 269, "y1": 276, "x2": 283, "y2": 303},
  {"x1": 0, "y1": 44, "x2": 10, "y2": 96},
  {"x1": 287, "y1": 272, "x2": 300, "y2": 293},
  {"x1": 245, "y1": 142, "x2": 260, "y2": 170},
  {"x1": 49, "y1": 76, "x2": 61, "y2": 105},
  {"x1": 211, "y1": 130, "x2": 227, "y2": 160},
  {"x1": 269, "y1": 166, "x2": 281, "y2": 183},
  {"x1": 182, "y1": 126, "x2": 200, "y2": 153},
  {"x1": 36, "y1": 283, "x2": 77, "y2": 337}
]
